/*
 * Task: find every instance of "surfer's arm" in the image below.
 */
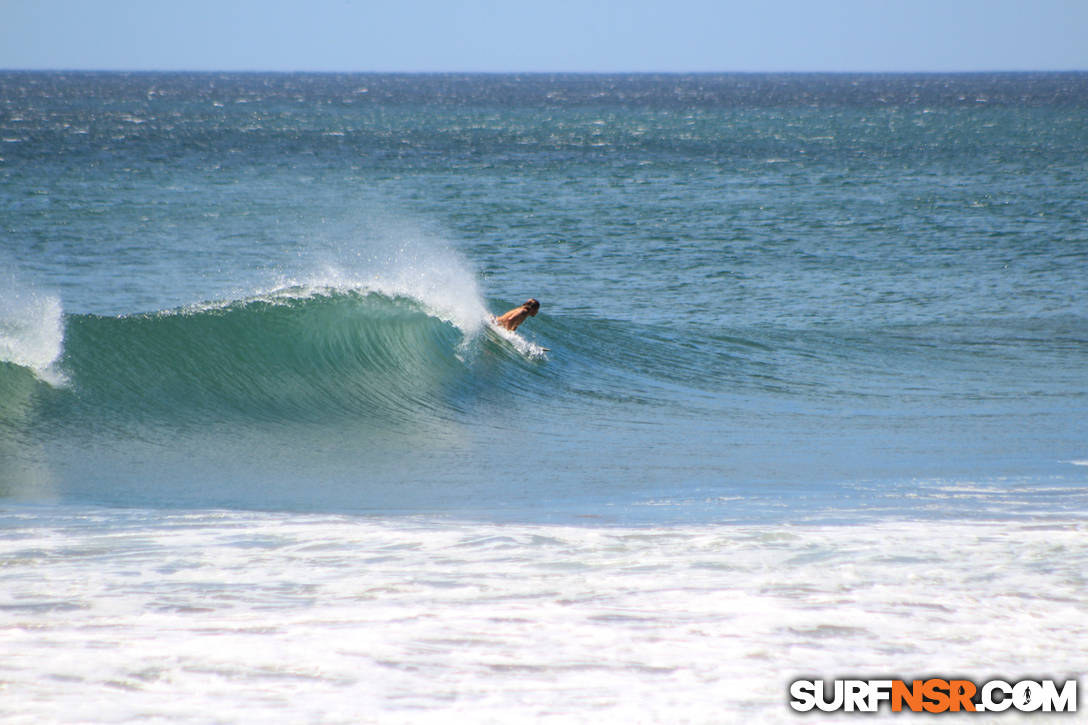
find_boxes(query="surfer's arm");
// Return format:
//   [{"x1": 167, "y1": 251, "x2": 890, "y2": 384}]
[
  {"x1": 493, "y1": 299, "x2": 539, "y2": 332},
  {"x1": 493, "y1": 308, "x2": 526, "y2": 331}
]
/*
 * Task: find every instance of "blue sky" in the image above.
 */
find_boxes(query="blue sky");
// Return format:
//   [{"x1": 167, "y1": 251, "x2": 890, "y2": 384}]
[{"x1": 2, "y1": 0, "x2": 1086, "y2": 72}]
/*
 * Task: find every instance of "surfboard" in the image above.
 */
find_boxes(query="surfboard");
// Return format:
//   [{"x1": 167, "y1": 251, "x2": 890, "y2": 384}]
[{"x1": 485, "y1": 320, "x2": 548, "y2": 358}]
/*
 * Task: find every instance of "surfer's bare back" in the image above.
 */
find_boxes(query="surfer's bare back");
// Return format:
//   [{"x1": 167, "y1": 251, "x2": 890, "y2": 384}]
[{"x1": 493, "y1": 298, "x2": 540, "y2": 331}]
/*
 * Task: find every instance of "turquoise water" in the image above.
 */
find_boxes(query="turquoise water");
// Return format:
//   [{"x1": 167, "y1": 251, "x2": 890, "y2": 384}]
[{"x1": 1, "y1": 73, "x2": 1086, "y2": 721}]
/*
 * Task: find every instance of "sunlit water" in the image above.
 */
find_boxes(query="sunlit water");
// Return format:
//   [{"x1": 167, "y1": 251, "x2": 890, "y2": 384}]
[{"x1": 2, "y1": 72, "x2": 1086, "y2": 722}]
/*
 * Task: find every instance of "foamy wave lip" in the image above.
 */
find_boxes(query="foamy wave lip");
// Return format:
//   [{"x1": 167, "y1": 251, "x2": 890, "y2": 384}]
[
  {"x1": 270, "y1": 263, "x2": 491, "y2": 338},
  {"x1": 173, "y1": 230, "x2": 496, "y2": 340},
  {"x1": 0, "y1": 290, "x2": 67, "y2": 386},
  {"x1": 154, "y1": 241, "x2": 533, "y2": 358},
  {"x1": 166, "y1": 267, "x2": 491, "y2": 340},
  {"x1": 1068, "y1": 460, "x2": 1088, "y2": 467}
]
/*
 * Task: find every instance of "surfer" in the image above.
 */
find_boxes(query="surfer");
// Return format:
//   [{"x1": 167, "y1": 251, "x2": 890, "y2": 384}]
[{"x1": 493, "y1": 298, "x2": 540, "y2": 331}]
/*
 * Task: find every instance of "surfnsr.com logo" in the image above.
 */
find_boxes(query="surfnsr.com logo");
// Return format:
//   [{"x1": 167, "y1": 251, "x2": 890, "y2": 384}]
[{"x1": 789, "y1": 678, "x2": 1078, "y2": 714}]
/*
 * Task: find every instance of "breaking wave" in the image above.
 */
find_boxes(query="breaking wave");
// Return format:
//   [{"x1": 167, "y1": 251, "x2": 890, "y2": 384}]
[{"x1": 0, "y1": 286, "x2": 550, "y2": 434}]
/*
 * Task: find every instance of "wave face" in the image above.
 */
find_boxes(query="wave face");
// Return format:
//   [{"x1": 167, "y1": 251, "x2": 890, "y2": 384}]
[
  {"x1": 2, "y1": 288, "x2": 550, "y2": 441},
  {"x1": 85, "y1": 291, "x2": 473, "y2": 420}
]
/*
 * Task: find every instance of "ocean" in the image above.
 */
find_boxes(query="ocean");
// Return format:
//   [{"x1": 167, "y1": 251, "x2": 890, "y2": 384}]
[{"x1": 1, "y1": 71, "x2": 1086, "y2": 722}]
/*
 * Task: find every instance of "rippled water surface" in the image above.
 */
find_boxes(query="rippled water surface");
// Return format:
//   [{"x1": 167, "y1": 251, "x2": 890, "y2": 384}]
[{"x1": 2, "y1": 72, "x2": 1086, "y2": 722}]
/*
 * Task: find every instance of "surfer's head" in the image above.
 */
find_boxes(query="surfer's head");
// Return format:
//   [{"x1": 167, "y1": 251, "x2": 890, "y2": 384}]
[{"x1": 524, "y1": 298, "x2": 540, "y2": 316}]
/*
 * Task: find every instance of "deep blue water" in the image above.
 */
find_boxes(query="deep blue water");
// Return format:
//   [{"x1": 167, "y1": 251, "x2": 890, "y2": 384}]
[{"x1": 2, "y1": 72, "x2": 1086, "y2": 523}]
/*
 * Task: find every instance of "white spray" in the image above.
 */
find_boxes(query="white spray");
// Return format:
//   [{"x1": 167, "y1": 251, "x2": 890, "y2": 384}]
[{"x1": 0, "y1": 274, "x2": 67, "y2": 386}]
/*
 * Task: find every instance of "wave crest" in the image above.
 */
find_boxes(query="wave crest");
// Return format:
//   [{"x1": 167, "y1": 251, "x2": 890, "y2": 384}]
[{"x1": 52, "y1": 288, "x2": 490, "y2": 427}]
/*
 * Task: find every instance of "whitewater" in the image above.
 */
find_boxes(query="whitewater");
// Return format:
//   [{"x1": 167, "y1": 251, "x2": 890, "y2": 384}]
[{"x1": 2, "y1": 71, "x2": 1087, "y2": 722}]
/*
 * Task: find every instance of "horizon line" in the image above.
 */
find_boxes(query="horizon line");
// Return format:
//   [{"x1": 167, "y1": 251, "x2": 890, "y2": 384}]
[{"x1": 3, "y1": 67, "x2": 1088, "y2": 76}]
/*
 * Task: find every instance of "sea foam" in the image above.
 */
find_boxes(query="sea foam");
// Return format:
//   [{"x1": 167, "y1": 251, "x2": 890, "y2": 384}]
[{"x1": 0, "y1": 281, "x2": 66, "y2": 386}]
